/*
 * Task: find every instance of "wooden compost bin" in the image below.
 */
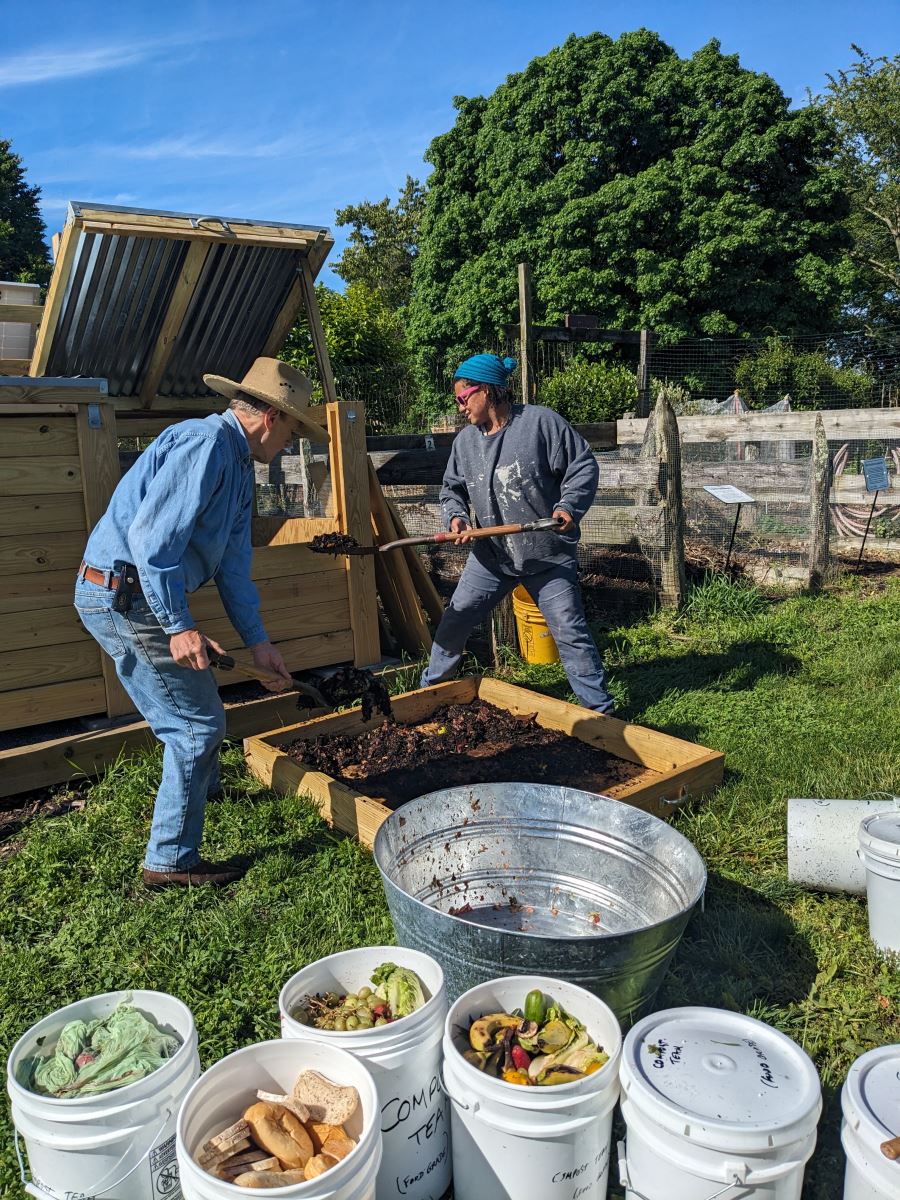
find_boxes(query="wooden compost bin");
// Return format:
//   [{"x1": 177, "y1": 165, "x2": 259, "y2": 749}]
[{"x1": 244, "y1": 676, "x2": 725, "y2": 847}]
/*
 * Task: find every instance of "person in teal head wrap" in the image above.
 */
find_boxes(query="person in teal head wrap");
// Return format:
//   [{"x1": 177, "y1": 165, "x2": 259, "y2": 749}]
[{"x1": 420, "y1": 353, "x2": 614, "y2": 713}]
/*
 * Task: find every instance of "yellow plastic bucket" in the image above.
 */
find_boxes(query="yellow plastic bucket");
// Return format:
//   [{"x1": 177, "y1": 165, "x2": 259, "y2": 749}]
[{"x1": 511, "y1": 585, "x2": 559, "y2": 664}]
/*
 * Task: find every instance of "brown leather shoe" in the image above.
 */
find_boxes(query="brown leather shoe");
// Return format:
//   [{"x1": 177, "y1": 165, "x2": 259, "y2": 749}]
[{"x1": 142, "y1": 858, "x2": 245, "y2": 890}]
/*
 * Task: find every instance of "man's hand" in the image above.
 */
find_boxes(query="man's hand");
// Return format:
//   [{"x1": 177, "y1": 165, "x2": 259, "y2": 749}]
[
  {"x1": 250, "y1": 641, "x2": 293, "y2": 692},
  {"x1": 170, "y1": 629, "x2": 226, "y2": 670},
  {"x1": 450, "y1": 516, "x2": 474, "y2": 544},
  {"x1": 552, "y1": 508, "x2": 575, "y2": 534}
]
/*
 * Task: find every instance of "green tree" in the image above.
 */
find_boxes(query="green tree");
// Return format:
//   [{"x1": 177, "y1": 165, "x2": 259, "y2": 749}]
[
  {"x1": 280, "y1": 282, "x2": 414, "y2": 430},
  {"x1": 408, "y1": 30, "x2": 850, "y2": 389},
  {"x1": 333, "y1": 176, "x2": 426, "y2": 310},
  {"x1": 0, "y1": 139, "x2": 51, "y2": 286},
  {"x1": 813, "y1": 47, "x2": 900, "y2": 330}
]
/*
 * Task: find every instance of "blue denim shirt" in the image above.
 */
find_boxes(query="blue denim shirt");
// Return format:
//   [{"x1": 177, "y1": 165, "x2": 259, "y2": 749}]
[{"x1": 82, "y1": 409, "x2": 267, "y2": 646}]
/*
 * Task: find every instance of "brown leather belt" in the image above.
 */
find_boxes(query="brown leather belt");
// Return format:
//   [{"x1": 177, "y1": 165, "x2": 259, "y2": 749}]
[{"x1": 79, "y1": 562, "x2": 142, "y2": 592}]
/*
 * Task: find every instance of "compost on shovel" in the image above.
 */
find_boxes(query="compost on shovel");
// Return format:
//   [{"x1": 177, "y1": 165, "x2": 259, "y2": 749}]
[{"x1": 286, "y1": 699, "x2": 643, "y2": 804}]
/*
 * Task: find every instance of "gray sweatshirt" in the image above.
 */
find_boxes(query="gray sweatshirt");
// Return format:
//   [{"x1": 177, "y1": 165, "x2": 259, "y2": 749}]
[{"x1": 439, "y1": 404, "x2": 598, "y2": 577}]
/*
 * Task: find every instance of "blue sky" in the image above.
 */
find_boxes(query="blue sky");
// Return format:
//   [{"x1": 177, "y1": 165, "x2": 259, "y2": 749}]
[{"x1": 2, "y1": 0, "x2": 898, "y2": 287}]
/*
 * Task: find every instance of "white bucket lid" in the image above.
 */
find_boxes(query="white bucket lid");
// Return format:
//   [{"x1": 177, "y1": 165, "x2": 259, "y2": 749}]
[
  {"x1": 620, "y1": 1007, "x2": 821, "y2": 1153},
  {"x1": 841, "y1": 1043, "x2": 900, "y2": 1151},
  {"x1": 859, "y1": 813, "x2": 900, "y2": 862}
]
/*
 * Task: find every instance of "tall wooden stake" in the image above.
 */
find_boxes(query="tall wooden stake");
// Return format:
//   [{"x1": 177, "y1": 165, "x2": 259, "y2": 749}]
[
  {"x1": 808, "y1": 412, "x2": 831, "y2": 592},
  {"x1": 654, "y1": 394, "x2": 686, "y2": 608},
  {"x1": 636, "y1": 328, "x2": 654, "y2": 418},
  {"x1": 518, "y1": 262, "x2": 535, "y2": 404}
]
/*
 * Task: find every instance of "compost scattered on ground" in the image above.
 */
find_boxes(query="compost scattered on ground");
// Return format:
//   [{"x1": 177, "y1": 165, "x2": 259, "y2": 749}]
[{"x1": 286, "y1": 699, "x2": 643, "y2": 803}]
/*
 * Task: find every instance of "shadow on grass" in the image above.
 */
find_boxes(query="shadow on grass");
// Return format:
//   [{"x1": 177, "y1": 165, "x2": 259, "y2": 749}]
[
  {"x1": 618, "y1": 640, "x2": 802, "y2": 715},
  {"x1": 657, "y1": 871, "x2": 818, "y2": 1013}
]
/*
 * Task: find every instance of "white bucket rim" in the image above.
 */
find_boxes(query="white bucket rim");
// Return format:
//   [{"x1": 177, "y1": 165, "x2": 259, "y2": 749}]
[
  {"x1": 443, "y1": 973, "x2": 622, "y2": 1102},
  {"x1": 859, "y1": 813, "x2": 900, "y2": 863},
  {"x1": 841, "y1": 1043, "x2": 900, "y2": 1148},
  {"x1": 620, "y1": 1006, "x2": 822, "y2": 1149},
  {"x1": 176, "y1": 1038, "x2": 380, "y2": 1195},
  {"x1": 7, "y1": 989, "x2": 197, "y2": 1110},
  {"x1": 279, "y1": 945, "x2": 444, "y2": 1044}
]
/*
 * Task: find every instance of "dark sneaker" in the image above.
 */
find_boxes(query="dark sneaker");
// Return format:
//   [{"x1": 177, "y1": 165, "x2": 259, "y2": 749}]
[{"x1": 142, "y1": 858, "x2": 245, "y2": 890}]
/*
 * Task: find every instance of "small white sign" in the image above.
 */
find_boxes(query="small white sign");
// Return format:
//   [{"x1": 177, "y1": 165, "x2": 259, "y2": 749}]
[{"x1": 703, "y1": 484, "x2": 755, "y2": 505}]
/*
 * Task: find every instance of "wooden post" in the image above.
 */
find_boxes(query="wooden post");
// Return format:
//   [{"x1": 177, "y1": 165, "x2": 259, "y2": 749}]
[
  {"x1": 367, "y1": 463, "x2": 432, "y2": 655},
  {"x1": 636, "y1": 328, "x2": 654, "y2": 418},
  {"x1": 808, "y1": 412, "x2": 831, "y2": 592},
  {"x1": 327, "y1": 404, "x2": 381, "y2": 666},
  {"x1": 654, "y1": 393, "x2": 687, "y2": 608},
  {"x1": 299, "y1": 256, "x2": 337, "y2": 404},
  {"x1": 30, "y1": 221, "x2": 80, "y2": 376},
  {"x1": 518, "y1": 262, "x2": 535, "y2": 404},
  {"x1": 75, "y1": 402, "x2": 134, "y2": 717}
]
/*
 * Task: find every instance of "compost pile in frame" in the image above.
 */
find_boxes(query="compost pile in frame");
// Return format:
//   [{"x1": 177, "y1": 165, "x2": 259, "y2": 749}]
[{"x1": 286, "y1": 699, "x2": 644, "y2": 804}]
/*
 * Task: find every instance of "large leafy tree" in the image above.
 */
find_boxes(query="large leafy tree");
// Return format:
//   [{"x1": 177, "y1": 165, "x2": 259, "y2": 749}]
[
  {"x1": 408, "y1": 30, "x2": 850, "y2": 384},
  {"x1": 0, "y1": 139, "x2": 51, "y2": 286},
  {"x1": 333, "y1": 176, "x2": 426, "y2": 311},
  {"x1": 813, "y1": 46, "x2": 900, "y2": 330}
]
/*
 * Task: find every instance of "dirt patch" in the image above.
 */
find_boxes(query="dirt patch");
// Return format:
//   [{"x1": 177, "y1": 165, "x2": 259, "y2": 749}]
[{"x1": 286, "y1": 699, "x2": 645, "y2": 805}]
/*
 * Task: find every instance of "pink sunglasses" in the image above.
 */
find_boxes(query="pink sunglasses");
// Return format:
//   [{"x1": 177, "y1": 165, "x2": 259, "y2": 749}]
[{"x1": 454, "y1": 384, "x2": 483, "y2": 407}]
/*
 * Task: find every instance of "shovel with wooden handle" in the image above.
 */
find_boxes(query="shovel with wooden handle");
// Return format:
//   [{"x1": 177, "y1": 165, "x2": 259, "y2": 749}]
[
  {"x1": 309, "y1": 516, "x2": 564, "y2": 556},
  {"x1": 207, "y1": 650, "x2": 329, "y2": 709}
]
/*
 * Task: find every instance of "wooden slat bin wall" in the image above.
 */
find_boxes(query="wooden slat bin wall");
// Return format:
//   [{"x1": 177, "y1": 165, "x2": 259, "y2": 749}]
[
  {"x1": 0, "y1": 386, "x2": 379, "y2": 733},
  {"x1": 244, "y1": 677, "x2": 725, "y2": 848},
  {"x1": 0, "y1": 387, "x2": 114, "y2": 729}
]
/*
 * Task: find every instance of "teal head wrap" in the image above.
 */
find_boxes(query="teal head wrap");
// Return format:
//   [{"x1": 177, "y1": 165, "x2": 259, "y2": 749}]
[{"x1": 454, "y1": 354, "x2": 517, "y2": 386}]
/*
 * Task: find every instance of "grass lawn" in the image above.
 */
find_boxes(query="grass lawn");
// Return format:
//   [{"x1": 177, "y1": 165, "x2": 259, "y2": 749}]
[{"x1": 1, "y1": 575, "x2": 899, "y2": 1198}]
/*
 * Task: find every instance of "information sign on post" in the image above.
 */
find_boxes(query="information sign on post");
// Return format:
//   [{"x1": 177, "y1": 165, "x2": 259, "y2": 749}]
[
  {"x1": 862, "y1": 457, "x2": 889, "y2": 493},
  {"x1": 702, "y1": 485, "x2": 756, "y2": 569},
  {"x1": 857, "y1": 457, "x2": 890, "y2": 569}
]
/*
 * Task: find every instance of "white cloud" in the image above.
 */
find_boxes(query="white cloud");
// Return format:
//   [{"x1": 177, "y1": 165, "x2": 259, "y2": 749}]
[
  {"x1": 115, "y1": 134, "x2": 299, "y2": 161},
  {"x1": 0, "y1": 34, "x2": 200, "y2": 89}
]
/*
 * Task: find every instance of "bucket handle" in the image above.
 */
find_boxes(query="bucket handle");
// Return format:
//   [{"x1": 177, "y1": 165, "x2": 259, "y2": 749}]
[
  {"x1": 617, "y1": 1140, "x2": 744, "y2": 1200},
  {"x1": 15, "y1": 1105, "x2": 173, "y2": 1197},
  {"x1": 437, "y1": 1061, "x2": 476, "y2": 1113}
]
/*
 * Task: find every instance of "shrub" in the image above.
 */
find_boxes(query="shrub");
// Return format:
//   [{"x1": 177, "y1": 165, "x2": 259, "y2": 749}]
[
  {"x1": 734, "y1": 337, "x2": 874, "y2": 409},
  {"x1": 537, "y1": 360, "x2": 637, "y2": 423}
]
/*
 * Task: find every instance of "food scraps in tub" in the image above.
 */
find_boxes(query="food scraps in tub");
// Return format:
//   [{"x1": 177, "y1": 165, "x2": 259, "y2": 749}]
[
  {"x1": 289, "y1": 963, "x2": 427, "y2": 1032},
  {"x1": 448, "y1": 902, "x2": 473, "y2": 916},
  {"x1": 455, "y1": 987, "x2": 609, "y2": 1087},
  {"x1": 195, "y1": 1071, "x2": 360, "y2": 1187}
]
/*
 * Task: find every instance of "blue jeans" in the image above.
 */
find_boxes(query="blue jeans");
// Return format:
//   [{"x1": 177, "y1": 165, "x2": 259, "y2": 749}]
[
  {"x1": 421, "y1": 556, "x2": 614, "y2": 713},
  {"x1": 74, "y1": 575, "x2": 225, "y2": 871}
]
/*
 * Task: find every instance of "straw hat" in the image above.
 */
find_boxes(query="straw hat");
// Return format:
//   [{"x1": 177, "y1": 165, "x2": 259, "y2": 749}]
[{"x1": 204, "y1": 357, "x2": 327, "y2": 443}]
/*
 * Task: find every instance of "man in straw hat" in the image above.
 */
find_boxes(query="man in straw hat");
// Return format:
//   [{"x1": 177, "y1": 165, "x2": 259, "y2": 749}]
[{"x1": 75, "y1": 358, "x2": 324, "y2": 889}]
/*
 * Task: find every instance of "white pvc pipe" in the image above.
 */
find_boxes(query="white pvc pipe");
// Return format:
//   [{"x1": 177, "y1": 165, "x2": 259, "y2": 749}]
[{"x1": 786, "y1": 796, "x2": 900, "y2": 895}]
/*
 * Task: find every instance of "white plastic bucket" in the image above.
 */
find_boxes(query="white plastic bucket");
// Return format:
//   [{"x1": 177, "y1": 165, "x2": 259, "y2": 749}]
[
  {"x1": 176, "y1": 1038, "x2": 381, "y2": 1200},
  {"x1": 788, "y1": 796, "x2": 900, "y2": 894},
  {"x1": 859, "y1": 813, "x2": 900, "y2": 953},
  {"x1": 619, "y1": 1006, "x2": 822, "y2": 1200},
  {"x1": 441, "y1": 973, "x2": 622, "y2": 1200},
  {"x1": 841, "y1": 1043, "x2": 900, "y2": 1200},
  {"x1": 279, "y1": 946, "x2": 450, "y2": 1200},
  {"x1": 7, "y1": 989, "x2": 199, "y2": 1200}
]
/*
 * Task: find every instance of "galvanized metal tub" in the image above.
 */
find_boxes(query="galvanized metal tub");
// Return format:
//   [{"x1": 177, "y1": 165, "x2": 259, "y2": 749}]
[{"x1": 373, "y1": 783, "x2": 706, "y2": 1026}]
